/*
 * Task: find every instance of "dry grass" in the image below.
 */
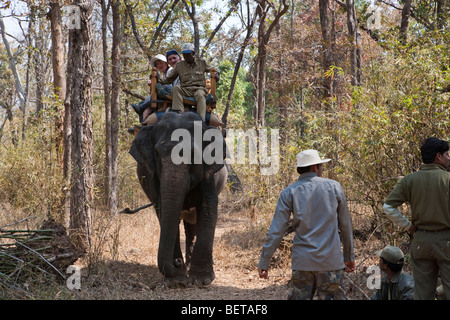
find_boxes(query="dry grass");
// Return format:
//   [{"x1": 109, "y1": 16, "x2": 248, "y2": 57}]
[{"x1": 1, "y1": 183, "x2": 415, "y2": 300}]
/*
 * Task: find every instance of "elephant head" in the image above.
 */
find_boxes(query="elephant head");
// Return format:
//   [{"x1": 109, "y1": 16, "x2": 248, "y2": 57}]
[{"x1": 129, "y1": 112, "x2": 227, "y2": 287}]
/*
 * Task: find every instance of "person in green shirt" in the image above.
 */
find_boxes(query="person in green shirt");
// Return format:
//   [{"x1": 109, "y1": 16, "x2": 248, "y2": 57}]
[{"x1": 383, "y1": 137, "x2": 450, "y2": 300}]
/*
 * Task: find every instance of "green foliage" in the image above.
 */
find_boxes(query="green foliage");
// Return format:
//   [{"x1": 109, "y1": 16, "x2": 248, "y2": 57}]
[
  {"x1": 215, "y1": 60, "x2": 254, "y2": 126},
  {"x1": 309, "y1": 33, "x2": 449, "y2": 241}
]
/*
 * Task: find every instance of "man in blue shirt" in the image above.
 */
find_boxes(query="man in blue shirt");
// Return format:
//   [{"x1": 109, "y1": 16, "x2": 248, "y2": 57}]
[{"x1": 258, "y1": 149, "x2": 355, "y2": 300}]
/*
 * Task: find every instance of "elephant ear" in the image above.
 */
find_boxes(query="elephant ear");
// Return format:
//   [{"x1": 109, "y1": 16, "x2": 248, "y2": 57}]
[{"x1": 129, "y1": 125, "x2": 156, "y2": 177}]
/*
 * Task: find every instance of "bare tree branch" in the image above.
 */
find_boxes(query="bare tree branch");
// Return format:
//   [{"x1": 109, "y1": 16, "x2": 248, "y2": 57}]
[
  {"x1": 123, "y1": 0, "x2": 152, "y2": 61},
  {"x1": 149, "y1": 0, "x2": 180, "y2": 50},
  {"x1": 0, "y1": 16, "x2": 26, "y2": 112},
  {"x1": 201, "y1": 0, "x2": 239, "y2": 57}
]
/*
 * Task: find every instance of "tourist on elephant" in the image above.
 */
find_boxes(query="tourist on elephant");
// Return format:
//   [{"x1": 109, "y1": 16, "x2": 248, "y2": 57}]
[
  {"x1": 159, "y1": 43, "x2": 219, "y2": 122},
  {"x1": 132, "y1": 53, "x2": 178, "y2": 122},
  {"x1": 166, "y1": 49, "x2": 182, "y2": 70},
  {"x1": 258, "y1": 149, "x2": 355, "y2": 300}
]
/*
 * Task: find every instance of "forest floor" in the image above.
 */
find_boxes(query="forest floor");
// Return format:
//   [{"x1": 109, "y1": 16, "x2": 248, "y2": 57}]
[
  {"x1": 1, "y1": 189, "x2": 409, "y2": 301},
  {"x1": 68, "y1": 202, "x2": 293, "y2": 300}
]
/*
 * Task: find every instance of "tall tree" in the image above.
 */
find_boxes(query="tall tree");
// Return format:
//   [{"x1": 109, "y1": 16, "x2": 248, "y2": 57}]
[
  {"x1": 101, "y1": 0, "x2": 112, "y2": 210},
  {"x1": 399, "y1": 0, "x2": 412, "y2": 45},
  {"x1": 0, "y1": 17, "x2": 26, "y2": 115},
  {"x1": 319, "y1": 0, "x2": 335, "y2": 99},
  {"x1": 346, "y1": 0, "x2": 361, "y2": 86},
  {"x1": 66, "y1": 0, "x2": 94, "y2": 251},
  {"x1": 48, "y1": 1, "x2": 66, "y2": 103},
  {"x1": 109, "y1": 0, "x2": 121, "y2": 215},
  {"x1": 48, "y1": 0, "x2": 67, "y2": 162},
  {"x1": 253, "y1": 0, "x2": 289, "y2": 128},
  {"x1": 222, "y1": 0, "x2": 257, "y2": 128}
]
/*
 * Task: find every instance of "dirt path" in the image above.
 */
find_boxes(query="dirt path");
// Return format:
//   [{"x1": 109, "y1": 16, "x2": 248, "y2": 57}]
[
  {"x1": 71, "y1": 205, "x2": 291, "y2": 300},
  {"x1": 60, "y1": 196, "x2": 384, "y2": 301}
]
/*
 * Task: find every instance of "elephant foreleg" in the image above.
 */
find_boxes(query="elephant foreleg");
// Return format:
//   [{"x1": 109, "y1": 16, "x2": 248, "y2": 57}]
[
  {"x1": 188, "y1": 181, "x2": 218, "y2": 286},
  {"x1": 183, "y1": 220, "x2": 196, "y2": 268},
  {"x1": 174, "y1": 227, "x2": 186, "y2": 273}
]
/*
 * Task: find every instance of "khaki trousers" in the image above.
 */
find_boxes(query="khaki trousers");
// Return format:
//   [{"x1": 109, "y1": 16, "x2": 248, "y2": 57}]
[
  {"x1": 411, "y1": 229, "x2": 450, "y2": 300},
  {"x1": 171, "y1": 85, "x2": 208, "y2": 119}
]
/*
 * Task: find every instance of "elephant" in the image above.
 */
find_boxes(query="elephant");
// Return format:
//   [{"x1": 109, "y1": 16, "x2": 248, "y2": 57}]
[{"x1": 129, "y1": 111, "x2": 228, "y2": 288}]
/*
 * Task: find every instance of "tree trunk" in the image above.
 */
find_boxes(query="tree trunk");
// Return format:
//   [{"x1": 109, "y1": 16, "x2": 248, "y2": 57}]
[
  {"x1": 67, "y1": 0, "x2": 94, "y2": 251},
  {"x1": 346, "y1": 0, "x2": 361, "y2": 86},
  {"x1": 436, "y1": 0, "x2": 446, "y2": 31},
  {"x1": 399, "y1": 0, "x2": 412, "y2": 45},
  {"x1": 182, "y1": 0, "x2": 200, "y2": 52},
  {"x1": 101, "y1": 0, "x2": 112, "y2": 209},
  {"x1": 253, "y1": 0, "x2": 289, "y2": 128},
  {"x1": 49, "y1": 1, "x2": 66, "y2": 103},
  {"x1": 255, "y1": 40, "x2": 267, "y2": 128},
  {"x1": 319, "y1": 0, "x2": 333, "y2": 99},
  {"x1": 0, "y1": 17, "x2": 26, "y2": 113},
  {"x1": 31, "y1": 6, "x2": 46, "y2": 117},
  {"x1": 48, "y1": 0, "x2": 66, "y2": 156},
  {"x1": 49, "y1": 0, "x2": 70, "y2": 226},
  {"x1": 109, "y1": 0, "x2": 121, "y2": 215}
]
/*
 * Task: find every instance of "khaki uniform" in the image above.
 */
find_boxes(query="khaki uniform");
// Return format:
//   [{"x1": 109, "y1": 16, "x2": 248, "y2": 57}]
[
  {"x1": 161, "y1": 56, "x2": 216, "y2": 120},
  {"x1": 384, "y1": 164, "x2": 450, "y2": 300}
]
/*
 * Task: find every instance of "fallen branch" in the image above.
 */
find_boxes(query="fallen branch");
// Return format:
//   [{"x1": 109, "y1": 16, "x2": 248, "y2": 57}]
[
  {"x1": 15, "y1": 240, "x2": 65, "y2": 279},
  {"x1": 0, "y1": 218, "x2": 83, "y2": 289},
  {"x1": 345, "y1": 274, "x2": 371, "y2": 300}
]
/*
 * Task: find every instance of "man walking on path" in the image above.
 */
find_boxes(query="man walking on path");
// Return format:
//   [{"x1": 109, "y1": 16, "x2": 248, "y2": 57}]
[
  {"x1": 258, "y1": 149, "x2": 355, "y2": 300},
  {"x1": 383, "y1": 137, "x2": 450, "y2": 300}
]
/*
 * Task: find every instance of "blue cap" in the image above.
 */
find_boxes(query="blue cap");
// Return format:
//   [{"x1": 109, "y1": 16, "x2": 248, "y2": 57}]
[{"x1": 166, "y1": 49, "x2": 180, "y2": 58}]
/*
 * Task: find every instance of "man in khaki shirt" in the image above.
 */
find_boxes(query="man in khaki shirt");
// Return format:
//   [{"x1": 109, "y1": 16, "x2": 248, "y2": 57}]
[
  {"x1": 160, "y1": 43, "x2": 219, "y2": 121},
  {"x1": 383, "y1": 137, "x2": 450, "y2": 300}
]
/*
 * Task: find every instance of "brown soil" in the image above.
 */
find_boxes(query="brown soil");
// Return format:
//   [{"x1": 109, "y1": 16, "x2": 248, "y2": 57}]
[
  {"x1": 71, "y1": 208, "x2": 292, "y2": 300},
  {"x1": 2, "y1": 194, "x2": 404, "y2": 300}
]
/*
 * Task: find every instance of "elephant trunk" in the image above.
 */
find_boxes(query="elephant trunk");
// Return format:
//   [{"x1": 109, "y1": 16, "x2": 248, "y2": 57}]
[{"x1": 157, "y1": 162, "x2": 189, "y2": 278}]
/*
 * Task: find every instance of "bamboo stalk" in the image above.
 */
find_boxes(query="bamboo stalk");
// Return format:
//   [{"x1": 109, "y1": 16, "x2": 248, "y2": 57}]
[
  {"x1": 14, "y1": 241, "x2": 66, "y2": 279},
  {"x1": 0, "y1": 229, "x2": 55, "y2": 234}
]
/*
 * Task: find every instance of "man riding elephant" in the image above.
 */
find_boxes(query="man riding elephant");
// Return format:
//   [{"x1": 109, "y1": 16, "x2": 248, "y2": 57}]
[{"x1": 159, "y1": 43, "x2": 220, "y2": 122}]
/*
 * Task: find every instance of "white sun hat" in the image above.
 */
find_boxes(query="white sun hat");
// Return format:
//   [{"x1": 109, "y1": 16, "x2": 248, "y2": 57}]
[
  {"x1": 150, "y1": 54, "x2": 168, "y2": 68},
  {"x1": 296, "y1": 149, "x2": 331, "y2": 167}
]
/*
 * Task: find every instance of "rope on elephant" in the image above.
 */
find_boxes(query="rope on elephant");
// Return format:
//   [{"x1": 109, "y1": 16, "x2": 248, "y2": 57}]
[{"x1": 119, "y1": 203, "x2": 154, "y2": 214}]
